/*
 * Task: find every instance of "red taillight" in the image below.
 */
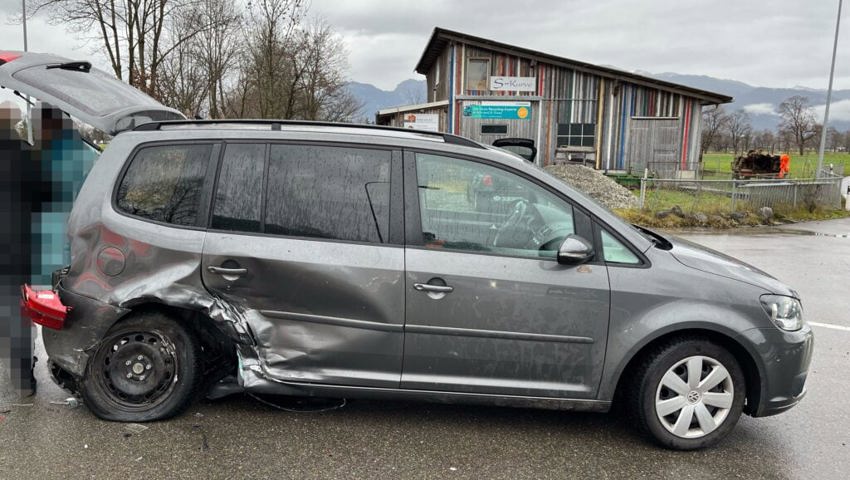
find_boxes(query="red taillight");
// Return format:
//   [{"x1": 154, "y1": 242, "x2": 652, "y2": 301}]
[
  {"x1": 482, "y1": 175, "x2": 493, "y2": 186},
  {"x1": 0, "y1": 52, "x2": 21, "y2": 66},
  {"x1": 20, "y1": 284, "x2": 70, "y2": 330}
]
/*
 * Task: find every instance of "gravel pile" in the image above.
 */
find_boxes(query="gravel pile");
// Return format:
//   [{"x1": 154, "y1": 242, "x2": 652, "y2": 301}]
[{"x1": 544, "y1": 164, "x2": 639, "y2": 210}]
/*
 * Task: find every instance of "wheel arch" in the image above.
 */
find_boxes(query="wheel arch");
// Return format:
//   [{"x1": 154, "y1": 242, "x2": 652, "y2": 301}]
[
  {"x1": 103, "y1": 301, "x2": 239, "y2": 389},
  {"x1": 610, "y1": 327, "x2": 765, "y2": 416}
]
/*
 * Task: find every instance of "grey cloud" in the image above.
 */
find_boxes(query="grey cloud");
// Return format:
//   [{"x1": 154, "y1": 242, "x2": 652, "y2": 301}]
[
  {"x1": 313, "y1": 0, "x2": 848, "y2": 91},
  {"x1": 3, "y1": 0, "x2": 847, "y2": 93}
]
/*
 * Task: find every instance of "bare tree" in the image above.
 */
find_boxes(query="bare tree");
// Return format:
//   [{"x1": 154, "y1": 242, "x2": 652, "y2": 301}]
[
  {"x1": 226, "y1": 6, "x2": 361, "y2": 122},
  {"x1": 725, "y1": 110, "x2": 752, "y2": 157},
  {"x1": 700, "y1": 106, "x2": 728, "y2": 154},
  {"x1": 27, "y1": 0, "x2": 362, "y2": 124},
  {"x1": 777, "y1": 95, "x2": 819, "y2": 156},
  {"x1": 295, "y1": 20, "x2": 362, "y2": 121},
  {"x1": 752, "y1": 130, "x2": 776, "y2": 153},
  {"x1": 28, "y1": 0, "x2": 210, "y2": 99},
  {"x1": 826, "y1": 126, "x2": 841, "y2": 152},
  {"x1": 237, "y1": 0, "x2": 306, "y2": 118},
  {"x1": 157, "y1": 13, "x2": 206, "y2": 117},
  {"x1": 191, "y1": 0, "x2": 242, "y2": 118}
]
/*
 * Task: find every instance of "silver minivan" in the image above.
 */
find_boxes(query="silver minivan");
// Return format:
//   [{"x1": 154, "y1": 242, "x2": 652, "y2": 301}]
[{"x1": 7, "y1": 52, "x2": 812, "y2": 450}]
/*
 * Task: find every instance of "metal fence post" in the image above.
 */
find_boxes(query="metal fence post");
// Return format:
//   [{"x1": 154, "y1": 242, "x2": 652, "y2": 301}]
[
  {"x1": 793, "y1": 183, "x2": 798, "y2": 208},
  {"x1": 731, "y1": 180, "x2": 737, "y2": 211}
]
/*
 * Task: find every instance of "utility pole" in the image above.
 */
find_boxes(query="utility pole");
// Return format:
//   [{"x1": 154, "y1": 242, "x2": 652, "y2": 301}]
[
  {"x1": 817, "y1": 0, "x2": 842, "y2": 178},
  {"x1": 22, "y1": 0, "x2": 33, "y2": 144}
]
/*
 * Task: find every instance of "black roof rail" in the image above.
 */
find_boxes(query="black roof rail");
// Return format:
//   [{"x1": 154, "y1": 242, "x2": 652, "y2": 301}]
[{"x1": 133, "y1": 119, "x2": 484, "y2": 149}]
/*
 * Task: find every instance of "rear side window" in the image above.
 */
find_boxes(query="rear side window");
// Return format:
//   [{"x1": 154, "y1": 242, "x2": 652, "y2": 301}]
[
  {"x1": 265, "y1": 145, "x2": 391, "y2": 243},
  {"x1": 211, "y1": 144, "x2": 266, "y2": 233},
  {"x1": 116, "y1": 144, "x2": 212, "y2": 226}
]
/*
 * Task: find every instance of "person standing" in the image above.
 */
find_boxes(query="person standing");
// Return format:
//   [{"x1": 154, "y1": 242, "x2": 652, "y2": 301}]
[
  {"x1": 0, "y1": 101, "x2": 39, "y2": 397},
  {"x1": 30, "y1": 103, "x2": 97, "y2": 285},
  {"x1": 778, "y1": 153, "x2": 791, "y2": 179}
]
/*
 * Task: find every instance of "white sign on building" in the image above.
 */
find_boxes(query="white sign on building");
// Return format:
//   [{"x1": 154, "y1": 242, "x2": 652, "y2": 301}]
[
  {"x1": 403, "y1": 113, "x2": 440, "y2": 132},
  {"x1": 489, "y1": 76, "x2": 537, "y2": 92}
]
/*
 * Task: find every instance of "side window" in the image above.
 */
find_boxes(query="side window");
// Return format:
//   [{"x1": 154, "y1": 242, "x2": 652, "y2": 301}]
[
  {"x1": 466, "y1": 58, "x2": 490, "y2": 91},
  {"x1": 601, "y1": 230, "x2": 640, "y2": 264},
  {"x1": 116, "y1": 143, "x2": 212, "y2": 226},
  {"x1": 265, "y1": 145, "x2": 391, "y2": 243},
  {"x1": 212, "y1": 144, "x2": 266, "y2": 232},
  {"x1": 415, "y1": 153, "x2": 574, "y2": 259}
]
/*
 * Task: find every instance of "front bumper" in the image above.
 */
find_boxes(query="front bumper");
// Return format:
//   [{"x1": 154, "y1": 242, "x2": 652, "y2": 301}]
[{"x1": 741, "y1": 323, "x2": 814, "y2": 417}]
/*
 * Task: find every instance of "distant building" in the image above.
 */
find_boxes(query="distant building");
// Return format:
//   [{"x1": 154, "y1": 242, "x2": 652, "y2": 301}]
[{"x1": 377, "y1": 28, "x2": 732, "y2": 177}]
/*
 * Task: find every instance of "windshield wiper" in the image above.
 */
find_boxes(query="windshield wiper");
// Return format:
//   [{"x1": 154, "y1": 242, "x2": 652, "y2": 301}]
[{"x1": 46, "y1": 61, "x2": 91, "y2": 73}]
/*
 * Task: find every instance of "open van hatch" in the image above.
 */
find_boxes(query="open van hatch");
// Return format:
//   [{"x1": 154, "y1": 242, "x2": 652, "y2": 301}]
[{"x1": 0, "y1": 51, "x2": 184, "y2": 135}]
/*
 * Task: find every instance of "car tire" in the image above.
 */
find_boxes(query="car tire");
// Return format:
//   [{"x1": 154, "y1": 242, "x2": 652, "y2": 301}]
[
  {"x1": 630, "y1": 337, "x2": 746, "y2": 450},
  {"x1": 80, "y1": 311, "x2": 201, "y2": 422}
]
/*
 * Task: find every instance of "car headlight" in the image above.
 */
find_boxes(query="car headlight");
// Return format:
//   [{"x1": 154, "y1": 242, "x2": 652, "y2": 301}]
[{"x1": 760, "y1": 295, "x2": 804, "y2": 331}]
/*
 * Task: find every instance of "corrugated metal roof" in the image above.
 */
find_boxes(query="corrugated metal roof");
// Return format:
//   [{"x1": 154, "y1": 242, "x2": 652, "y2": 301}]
[
  {"x1": 414, "y1": 27, "x2": 733, "y2": 105},
  {"x1": 376, "y1": 99, "x2": 449, "y2": 116}
]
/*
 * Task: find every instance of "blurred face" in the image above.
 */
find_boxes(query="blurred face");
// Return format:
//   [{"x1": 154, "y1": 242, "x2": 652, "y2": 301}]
[
  {"x1": 32, "y1": 104, "x2": 73, "y2": 145},
  {"x1": 0, "y1": 101, "x2": 23, "y2": 139}
]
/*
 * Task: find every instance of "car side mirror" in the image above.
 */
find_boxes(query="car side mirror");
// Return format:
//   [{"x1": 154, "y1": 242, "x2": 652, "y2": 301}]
[{"x1": 557, "y1": 234, "x2": 595, "y2": 265}]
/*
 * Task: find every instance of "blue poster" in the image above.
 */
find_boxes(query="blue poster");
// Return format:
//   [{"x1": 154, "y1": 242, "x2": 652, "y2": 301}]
[{"x1": 463, "y1": 103, "x2": 531, "y2": 120}]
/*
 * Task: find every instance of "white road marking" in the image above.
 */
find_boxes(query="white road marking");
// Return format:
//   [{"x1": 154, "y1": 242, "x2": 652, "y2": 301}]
[{"x1": 809, "y1": 321, "x2": 850, "y2": 332}]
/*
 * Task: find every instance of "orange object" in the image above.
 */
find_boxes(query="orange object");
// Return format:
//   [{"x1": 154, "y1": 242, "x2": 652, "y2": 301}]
[{"x1": 778, "y1": 154, "x2": 790, "y2": 178}]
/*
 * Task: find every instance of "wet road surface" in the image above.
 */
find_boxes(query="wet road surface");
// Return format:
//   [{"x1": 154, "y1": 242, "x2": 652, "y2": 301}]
[{"x1": 2, "y1": 219, "x2": 849, "y2": 479}]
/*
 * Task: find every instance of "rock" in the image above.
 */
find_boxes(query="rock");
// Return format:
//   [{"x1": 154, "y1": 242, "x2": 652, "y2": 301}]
[
  {"x1": 730, "y1": 212, "x2": 748, "y2": 222},
  {"x1": 758, "y1": 206, "x2": 774, "y2": 221},
  {"x1": 544, "y1": 164, "x2": 640, "y2": 210},
  {"x1": 709, "y1": 214, "x2": 727, "y2": 226},
  {"x1": 687, "y1": 212, "x2": 708, "y2": 224},
  {"x1": 670, "y1": 205, "x2": 685, "y2": 218}
]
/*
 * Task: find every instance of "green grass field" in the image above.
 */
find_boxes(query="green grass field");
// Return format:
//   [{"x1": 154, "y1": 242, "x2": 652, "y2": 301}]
[{"x1": 701, "y1": 152, "x2": 850, "y2": 178}]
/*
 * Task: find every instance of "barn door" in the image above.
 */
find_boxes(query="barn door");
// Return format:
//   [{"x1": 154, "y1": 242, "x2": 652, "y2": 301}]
[{"x1": 627, "y1": 118, "x2": 680, "y2": 177}]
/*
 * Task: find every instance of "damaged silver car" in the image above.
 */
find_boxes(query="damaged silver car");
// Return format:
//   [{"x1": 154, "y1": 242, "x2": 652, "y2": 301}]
[{"x1": 9, "y1": 52, "x2": 813, "y2": 450}]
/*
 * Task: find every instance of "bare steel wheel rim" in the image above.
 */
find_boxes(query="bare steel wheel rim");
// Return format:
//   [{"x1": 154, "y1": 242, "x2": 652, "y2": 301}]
[
  {"x1": 94, "y1": 330, "x2": 180, "y2": 410},
  {"x1": 654, "y1": 355, "x2": 734, "y2": 439}
]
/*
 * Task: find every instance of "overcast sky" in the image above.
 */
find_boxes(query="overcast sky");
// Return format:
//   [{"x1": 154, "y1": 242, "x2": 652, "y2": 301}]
[{"x1": 1, "y1": 0, "x2": 846, "y2": 91}]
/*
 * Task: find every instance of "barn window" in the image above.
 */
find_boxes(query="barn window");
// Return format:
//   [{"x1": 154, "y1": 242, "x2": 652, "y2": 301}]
[
  {"x1": 481, "y1": 124, "x2": 508, "y2": 134},
  {"x1": 557, "y1": 123, "x2": 595, "y2": 148},
  {"x1": 466, "y1": 58, "x2": 490, "y2": 91}
]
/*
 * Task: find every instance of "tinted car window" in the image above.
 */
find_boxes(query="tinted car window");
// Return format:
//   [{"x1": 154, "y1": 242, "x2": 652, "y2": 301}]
[
  {"x1": 265, "y1": 145, "x2": 391, "y2": 243},
  {"x1": 116, "y1": 144, "x2": 211, "y2": 226},
  {"x1": 212, "y1": 144, "x2": 266, "y2": 232},
  {"x1": 415, "y1": 153, "x2": 574, "y2": 259}
]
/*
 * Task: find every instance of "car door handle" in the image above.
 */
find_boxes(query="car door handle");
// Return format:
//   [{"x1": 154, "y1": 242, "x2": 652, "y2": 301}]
[
  {"x1": 413, "y1": 283, "x2": 454, "y2": 293},
  {"x1": 207, "y1": 266, "x2": 248, "y2": 276}
]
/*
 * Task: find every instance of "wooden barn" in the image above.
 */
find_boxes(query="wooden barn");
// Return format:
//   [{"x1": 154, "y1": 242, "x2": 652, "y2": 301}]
[{"x1": 376, "y1": 27, "x2": 733, "y2": 177}]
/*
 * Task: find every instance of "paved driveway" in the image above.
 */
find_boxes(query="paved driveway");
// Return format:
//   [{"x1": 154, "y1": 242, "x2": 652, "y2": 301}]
[{"x1": 2, "y1": 219, "x2": 849, "y2": 479}]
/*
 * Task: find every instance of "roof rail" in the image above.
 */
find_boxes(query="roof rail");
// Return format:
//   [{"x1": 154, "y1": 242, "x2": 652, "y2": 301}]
[{"x1": 133, "y1": 119, "x2": 484, "y2": 149}]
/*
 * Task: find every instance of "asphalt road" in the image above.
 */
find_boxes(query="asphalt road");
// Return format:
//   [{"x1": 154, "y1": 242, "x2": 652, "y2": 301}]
[{"x1": 1, "y1": 219, "x2": 849, "y2": 480}]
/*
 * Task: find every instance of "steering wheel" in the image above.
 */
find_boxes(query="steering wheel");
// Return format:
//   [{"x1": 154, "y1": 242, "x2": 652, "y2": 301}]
[{"x1": 493, "y1": 199, "x2": 537, "y2": 248}]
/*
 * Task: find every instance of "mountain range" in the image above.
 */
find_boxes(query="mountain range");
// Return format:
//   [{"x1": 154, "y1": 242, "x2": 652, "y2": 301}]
[{"x1": 347, "y1": 74, "x2": 850, "y2": 132}]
